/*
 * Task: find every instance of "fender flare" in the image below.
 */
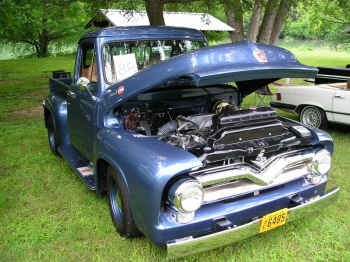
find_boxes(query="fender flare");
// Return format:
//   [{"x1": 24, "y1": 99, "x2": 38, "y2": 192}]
[{"x1": 43, "y1": 94, "x2": 70, "y2": 147}]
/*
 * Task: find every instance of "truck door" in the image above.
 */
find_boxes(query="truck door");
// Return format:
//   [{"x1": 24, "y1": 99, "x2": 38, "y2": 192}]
[{"x1": 67, "y1": 43, "x2": 98, "y2": 160}]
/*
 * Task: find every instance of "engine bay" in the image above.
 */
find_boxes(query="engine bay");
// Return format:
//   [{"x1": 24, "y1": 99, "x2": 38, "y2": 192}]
[{"x1": 117, "y1": 83, "x2": 309, "y2": 165}]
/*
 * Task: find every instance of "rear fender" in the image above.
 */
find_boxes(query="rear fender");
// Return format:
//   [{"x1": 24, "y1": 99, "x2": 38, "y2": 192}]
[
  {"x1": 43, "y1": 93, "x2": 69, "y2": 147},
  {"x1": 296, "y1": 104, "x2": 334, "y2": 122},
  {"x1": 295, "y1": 103, "x2": 325, "y2": 114}
]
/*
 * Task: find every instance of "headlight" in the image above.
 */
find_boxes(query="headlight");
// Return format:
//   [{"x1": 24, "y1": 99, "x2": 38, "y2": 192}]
[
  {"x1": 168, "y1": 179, "x2": 204, "y2": 213},
  {"x1": 312, "y1": 149, "x2": 331, "y2": 176}
]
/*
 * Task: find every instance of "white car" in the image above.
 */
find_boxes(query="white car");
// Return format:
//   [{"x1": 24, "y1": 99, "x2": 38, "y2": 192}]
[{"x1": 270, "y1": 82, "x2": 350, "y2": 129}]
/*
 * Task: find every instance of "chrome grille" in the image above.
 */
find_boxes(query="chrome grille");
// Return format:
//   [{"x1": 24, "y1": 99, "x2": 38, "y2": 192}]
[{"x1": 190, "y1": 149, "x2": 314, "y2": 203}]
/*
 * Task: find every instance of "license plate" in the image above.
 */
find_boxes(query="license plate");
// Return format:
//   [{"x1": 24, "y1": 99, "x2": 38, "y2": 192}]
[{"x1": 260, "y1": 208, "x2": 288, "y2": 233}]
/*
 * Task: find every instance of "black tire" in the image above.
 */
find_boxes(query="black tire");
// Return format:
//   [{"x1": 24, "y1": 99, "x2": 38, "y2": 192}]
[
  {"x1": 107, "y1": 166, "x2": 140, "y2": 238},
  {"x1": 300, "y1": 106, "x2": 328, "y2": 129},
  {"x1": 47, "y1": 114, "x2": 60, "y2": 156}
]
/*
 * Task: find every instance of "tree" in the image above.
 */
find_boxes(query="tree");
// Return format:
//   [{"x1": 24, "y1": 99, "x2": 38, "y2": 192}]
[
  {"x1": 246, "y1": 0, "x2": 263, "y2": 42},
  {"x1": 221, "y1": 0, "x2": 295, "y2": 45},
  {"x1": 281, "y1": 0, "x2": 350, "y2": 49},
  {"x1": 268, "y1": 0, "x2": 294, "y2": 45},
  {"x1": 222, "y1": 0, "x2": 244, "y2": 42},
  {"x1": 144, "y1": 0, "x2": 201, "y2": 25},
  {"x1": 164, "y1": 0, "x2": 294, "y2": 45},
  {"x1": 256, "y1": 0, "x2": 280, "y2": 44},
  {"x1": 0, "y1": 0, "x2": 89, "y2": 58}
]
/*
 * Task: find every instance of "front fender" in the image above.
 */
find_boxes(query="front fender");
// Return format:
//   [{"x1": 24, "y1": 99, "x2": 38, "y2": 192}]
[
  {"x1": 309, "y1": 127, "x2": 334, "y2": 155},
  {"x1": 94, "y1": 128, "x2": 202, "y2": 243},
  {"x1": 278, "y1": 116, "x2": 334, "y2": 154}
]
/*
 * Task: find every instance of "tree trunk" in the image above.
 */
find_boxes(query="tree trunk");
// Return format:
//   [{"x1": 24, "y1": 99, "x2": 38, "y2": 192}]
[
  {"x1": 144, "y1": 0, "x2": 202, "y2": 26},
  {"x1": 145, "y1": 0, "x2": 166, "y2": 26},
  {"x1": 256, "y1": 0, "x2": 280, "y2": 44},
  {"x1": 223, "y1": 0, "x2": 244, "y2": 43},
  {"x1": 35, "y1": 42, "x2": 49, "y2": 57},
  {"x1": 37, "y1": 28, "x2": 50, "y2": 57},
  {"x1": 269, "y1": 0, "x2": 293, "y2": 45},
  {"x1": 246, "y1": 0, "x2": 263, "y2": 42}
]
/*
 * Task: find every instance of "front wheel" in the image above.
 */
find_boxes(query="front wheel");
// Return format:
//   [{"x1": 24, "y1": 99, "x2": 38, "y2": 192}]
[
  {"x1": 300, "y1": 106, "x2": 328, "y2": 129},
  {"x1": 107, "y1": 166, "x2": 140, "y2": 238}
]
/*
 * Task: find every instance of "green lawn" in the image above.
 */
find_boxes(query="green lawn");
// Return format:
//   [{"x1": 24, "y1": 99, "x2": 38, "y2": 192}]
[{"x1": 1, "y1": 51, "x2": 350, "y2": 261}]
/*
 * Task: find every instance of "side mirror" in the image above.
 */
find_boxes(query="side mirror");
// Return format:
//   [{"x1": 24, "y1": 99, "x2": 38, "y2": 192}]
[
  {"x1": 76, "y1": 77, "x2": 97, "y2": 101},
  {"x1": 77, "y1": 77, "x2": 90, "y2": 91}
]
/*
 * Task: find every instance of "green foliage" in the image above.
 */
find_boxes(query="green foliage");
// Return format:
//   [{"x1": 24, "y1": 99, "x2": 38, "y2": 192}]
[
  {"x1": 0, "y1": 0, "x2": 90, "y2": 57},
  {"x1": 283, "y1": 0, "x2": 350, "y2": 49},
  {"x1": 1, "y1": 51, "x2": 350, "y2": 261},
  {"x1": 324, "y1": 23, "x2": 350, "y2": 51},
  {"x1": 283, "y1": 7, "x2": 320, "y2": 39},
  {"x1": 1, "y1": 0, "x2": 349, "y2": 58}
]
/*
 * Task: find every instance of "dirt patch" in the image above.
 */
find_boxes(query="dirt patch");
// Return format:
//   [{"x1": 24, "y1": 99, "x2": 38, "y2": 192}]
[
  {"x1": 0, "y1": 166, "x2": 10, "y2": 176},
  {"x1": 9, "y1": 107, "x2": 43, "y2": 118}
]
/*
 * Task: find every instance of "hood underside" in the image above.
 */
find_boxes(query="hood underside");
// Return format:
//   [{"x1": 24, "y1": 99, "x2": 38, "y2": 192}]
[{"x1": 104, "y1": 40, "x2": 318, "y2": 109}]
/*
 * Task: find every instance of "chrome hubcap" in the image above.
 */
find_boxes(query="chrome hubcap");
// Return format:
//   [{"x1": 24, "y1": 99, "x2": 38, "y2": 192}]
[{"x1": 302, "y1": 108, "x2": 321, "y2": 127}]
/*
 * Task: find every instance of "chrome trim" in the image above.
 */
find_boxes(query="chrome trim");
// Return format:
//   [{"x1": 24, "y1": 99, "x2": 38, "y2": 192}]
[
  {"x1": 171, "y1": 180, "x2": 204, "y2": 213},
  {"x1": 192, "y1": 150, "x2": 315, "y2": 186},
  {"x1": 312, "y1": 149, "x2": 331, "y2": 176},
  {"x1": 166, "y1": 187, "x2": 340, "y2": 260},
  {"x1": 316, "y1": 74, "x2": 350, "y2": 80},
  {"x1": 203, "y1": 164, "x2": 310, "y2": 202}
]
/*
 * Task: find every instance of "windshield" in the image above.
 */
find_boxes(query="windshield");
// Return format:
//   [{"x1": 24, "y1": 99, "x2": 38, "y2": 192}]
[{"x1": 103, "y1": 40, "x2": 207, "y2": 83}]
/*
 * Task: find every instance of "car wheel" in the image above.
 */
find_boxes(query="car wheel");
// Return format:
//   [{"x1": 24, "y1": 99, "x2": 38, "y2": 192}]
[
  {"x1": 300, "y1": 106, "x2": 328, "y2": 129},
  {"x1": 107, "y1": 166, "x2": 140, "y2": 238},
  {"x1": 47, "y1": 114, "x2": 60, "y2": 156}
]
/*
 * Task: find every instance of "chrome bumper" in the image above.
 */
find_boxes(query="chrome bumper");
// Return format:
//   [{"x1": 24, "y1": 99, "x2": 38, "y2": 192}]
[{"x1": 167, "y1": 187, "x2": 340, "y2": 260}]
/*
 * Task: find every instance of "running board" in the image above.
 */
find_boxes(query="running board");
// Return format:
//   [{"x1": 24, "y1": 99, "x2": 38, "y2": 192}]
[{"x1": 58, "y1": 144, "x2": 96, "y2": 190}]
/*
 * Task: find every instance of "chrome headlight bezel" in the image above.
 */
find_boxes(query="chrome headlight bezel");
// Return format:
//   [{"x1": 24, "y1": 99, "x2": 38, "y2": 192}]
[
  {"x1": 168, "y1": 179, "x2": 205, "y2": 213},
  {"x1": 312, "y1": 149, "x2": 332, "y2": 176}
]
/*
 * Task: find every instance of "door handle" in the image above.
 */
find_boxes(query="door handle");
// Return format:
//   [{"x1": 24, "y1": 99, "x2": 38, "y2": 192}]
[
  {"x1": 68, "y1": 91, "x2": 76, "y2": 98},
  {"x1": 334, "y1": 95, "x2": 345, "y2": 99}
]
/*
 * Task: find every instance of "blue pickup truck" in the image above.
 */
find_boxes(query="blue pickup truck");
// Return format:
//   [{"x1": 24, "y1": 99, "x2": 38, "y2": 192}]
[{"x1": 43, "y1": 26, "x2": 339, "y2": 259}]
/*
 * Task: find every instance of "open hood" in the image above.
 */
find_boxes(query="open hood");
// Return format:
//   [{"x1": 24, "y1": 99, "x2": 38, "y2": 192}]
[{"x1": 103, "y1": 41, "x2": 317, "y2": 110}]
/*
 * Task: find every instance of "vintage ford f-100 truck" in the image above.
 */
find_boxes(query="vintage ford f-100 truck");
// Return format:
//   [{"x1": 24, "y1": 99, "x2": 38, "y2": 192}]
[{"x1": 43, "y1": 26, "x2": 339, "y2": 259}]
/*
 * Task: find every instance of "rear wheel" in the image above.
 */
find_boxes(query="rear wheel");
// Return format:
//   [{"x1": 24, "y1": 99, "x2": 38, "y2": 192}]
[
  {"x1": 300, "y1": 106, "x2": 328, "y2": 129},
  {"x1": 107, "y1": 166, "x2": 140, "y2": 238},
  {"x1": 47, "y1": 114, "x2": 60, "y2": 156}
]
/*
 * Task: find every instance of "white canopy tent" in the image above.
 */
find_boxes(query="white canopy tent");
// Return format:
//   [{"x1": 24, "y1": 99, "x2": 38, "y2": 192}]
[{"x1": 85, "y1": 9, "x2": 234, "y2": 32}]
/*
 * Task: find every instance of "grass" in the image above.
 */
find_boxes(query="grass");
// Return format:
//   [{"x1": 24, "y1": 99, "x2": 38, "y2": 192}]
[{"x1": 1, "y1": 50, "x2": 350, "y2": 261}]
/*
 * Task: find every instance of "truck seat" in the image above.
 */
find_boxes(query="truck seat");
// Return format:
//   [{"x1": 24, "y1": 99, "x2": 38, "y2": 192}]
[{"x1": 81, "y1": 62, "x2": 98, "y2": 82}]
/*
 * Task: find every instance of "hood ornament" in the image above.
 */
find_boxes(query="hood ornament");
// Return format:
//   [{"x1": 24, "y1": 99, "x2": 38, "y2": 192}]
[{"x1": 251, "y1": 149, "x2": 268, "y2": 168}]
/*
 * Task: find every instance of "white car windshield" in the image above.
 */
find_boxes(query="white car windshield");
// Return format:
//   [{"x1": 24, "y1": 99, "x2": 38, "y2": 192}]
[{"x1": 103, "y1": 40, "x2": 207, "y2": 83}]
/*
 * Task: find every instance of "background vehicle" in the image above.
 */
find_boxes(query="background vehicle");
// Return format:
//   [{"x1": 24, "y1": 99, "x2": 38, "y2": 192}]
[
  {"x1": 314, "y1": 66, "x2": 350, "y2": 84},
  {"x1": 43, "y1": 26, "x2": 339, "y2": 259},
  {"x1": 271, "y1": 82, "x2": 350, "y2": 129}
]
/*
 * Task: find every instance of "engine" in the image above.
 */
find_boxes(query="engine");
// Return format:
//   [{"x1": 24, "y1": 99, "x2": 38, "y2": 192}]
[
  {"x1": 156, "y1": 113, "x2": 214, "y2": 152},
  {"x1": 121, "y1": 93, "x2": 293, "y2": 166}
]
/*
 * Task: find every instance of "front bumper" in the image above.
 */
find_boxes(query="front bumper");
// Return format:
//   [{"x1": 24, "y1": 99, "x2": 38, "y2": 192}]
[{"x1": 167, "y1": 187, "x2": 339, "y2": 259}]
